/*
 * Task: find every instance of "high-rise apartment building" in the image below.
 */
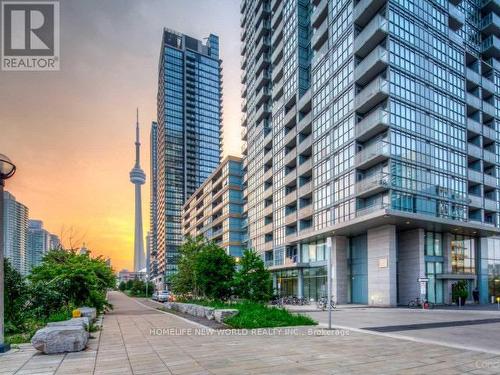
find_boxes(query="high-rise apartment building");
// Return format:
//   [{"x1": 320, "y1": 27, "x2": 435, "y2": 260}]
[
  {"x1": 182, "y1": 156, "x2": 245, "y2": 257},
  {"x1": 150, "y1": 121, "x2": 158, "y2": 280},
  {"x1": 3, "y1": 191, "x2": 28, "y2": 275},
  {"x1": 241, "y1": 0, "x2": 500, "y2": 305},
  {"x1": 26, "y1": 219, "x2": 50, "y2": 273},
  {"x1": 155, "y1": 29, "x2": 222, "y2": 288}
]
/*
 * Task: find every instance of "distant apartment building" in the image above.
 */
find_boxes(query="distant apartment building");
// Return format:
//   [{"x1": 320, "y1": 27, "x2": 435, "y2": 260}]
[
  {"x1": 49, "y1": 234, "x2": 61, "y2": 250},
  {"x1": 26, "y1": 220, "x2": 50, "y2": 272},
  {"x1": 153, "y1": 28, "x2": 222, "y2": 288},
  {"x1": 182, "y1": 156, "x2": 245, "y2": 257},
  {"x1": 240, "y1": 0, "x2": 500, "y2": 305},
  {"x1": 2, "y1": 191, "x2": 28, "y2": 275},
  {"x1": 149, "y1": 121, "x2": 158, "y2": 279}
]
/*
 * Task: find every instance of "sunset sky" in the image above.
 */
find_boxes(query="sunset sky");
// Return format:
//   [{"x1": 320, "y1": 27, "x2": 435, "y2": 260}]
[{"x1": 0, "y1": 0, "x2": 242, "y2": 271}]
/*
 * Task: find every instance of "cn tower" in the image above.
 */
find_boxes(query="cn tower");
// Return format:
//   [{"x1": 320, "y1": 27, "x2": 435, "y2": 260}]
[{"x1": 129, "y1": 109, "x2": 146, "y2": 272}]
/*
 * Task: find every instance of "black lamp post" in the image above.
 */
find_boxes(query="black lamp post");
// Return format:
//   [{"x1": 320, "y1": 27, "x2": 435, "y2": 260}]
[{"x1": 0, "y1": 154, "x2": 16, "y2": 353}]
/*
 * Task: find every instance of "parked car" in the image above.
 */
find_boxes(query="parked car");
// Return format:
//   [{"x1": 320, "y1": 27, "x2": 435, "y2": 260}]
[{"x1": 156, "y1": 290, "x2": 170, "y2": 302}]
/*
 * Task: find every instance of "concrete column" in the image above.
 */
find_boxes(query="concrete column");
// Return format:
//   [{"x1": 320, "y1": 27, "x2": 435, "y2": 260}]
[
  {"x1": 272, "y1": 273, "x2": 277, "y2": 293},
  {"x1": 397, "y1": 229, "x2": 425, "y2": 305},
  {"x1": 479, "y1": 237, "x2": 492, "y2": 304},
  {"x1": 331, "y1": 236, "x2": 349, "y2": 304},
  {"x1": 297, "y1": 268, "x2": 303, "y2": 298},
  {"x1": 367, "y1": 225, "x2": 397, "y2": 306}
]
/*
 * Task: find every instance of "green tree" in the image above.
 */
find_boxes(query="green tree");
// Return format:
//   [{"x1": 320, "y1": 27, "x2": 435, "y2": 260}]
[
  {"x1": 233, "y1": 249, "x2": 272, "y2": 302},
  {"x1": 194, "y1": 242, "x2": 235, "y2": 300},
  {"x1": 4, "y1": 259, "x2": 28, "y2": 332},
  {"x1": 171, "y1": 236, "x2": 205, "y2": 296},
  {"x1": 29, "y1": 249, "x2": 116, "y2": 316},
  {"x1": 118, "y1": 281, "x2": 126, "y2": 291}
]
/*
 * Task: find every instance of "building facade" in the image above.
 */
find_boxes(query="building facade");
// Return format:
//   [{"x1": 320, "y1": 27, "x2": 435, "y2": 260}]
[
  {"x1": 155, "y1": 29, "x2": 222, "y2": 287},
  {"x1": 149, "y1": 121, "x2": 158, "y2": 280},
  {"x1": 2, "y1": 191, "x2": 28, "y2": 275},
  {"x1": 241, "y1": 0, "x2": 500, "y2": 305},
  {"x1": 26, "y1": 219, "x2": 50, "y2": 273},
  {"x1": 182, "y1": 156, "x2": 245, "y2": 257}
]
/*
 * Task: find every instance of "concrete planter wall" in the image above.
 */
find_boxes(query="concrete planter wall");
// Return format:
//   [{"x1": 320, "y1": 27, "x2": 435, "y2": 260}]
[{"x1": 164, "y1": 302, "x2": 238, "y2": 323}]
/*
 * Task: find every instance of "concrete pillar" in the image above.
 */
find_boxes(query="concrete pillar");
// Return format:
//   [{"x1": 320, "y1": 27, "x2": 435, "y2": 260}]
[
  {"x1": 297, "y1": 268, "x2": 303, "y2": 298},
  {"x1": 272, "y1": 273, "x2": 277, "y2": 295},
  {"x1": 367, "y1": 225, "x2": 397, "y2": 306},
  {"x1": 397, "y1": 229, "x2": 425, "y2": 305},
  {"x1": 331, "y1": 236, "x2": 349, "y2": 304}
]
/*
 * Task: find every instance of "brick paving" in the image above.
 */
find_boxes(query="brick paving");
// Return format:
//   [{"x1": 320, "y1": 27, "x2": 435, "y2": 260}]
[{"x1": 1, "y1": 291, "x2": 500, "y2": 374}]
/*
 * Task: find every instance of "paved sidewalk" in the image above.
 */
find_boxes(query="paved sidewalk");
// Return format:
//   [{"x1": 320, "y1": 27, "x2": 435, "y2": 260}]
[{"x1": 1, "y1": 291, "x2": 500, "y2": 374}]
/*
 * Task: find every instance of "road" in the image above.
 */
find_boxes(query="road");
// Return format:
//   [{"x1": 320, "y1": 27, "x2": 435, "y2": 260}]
[{"x1": 1, "y1": 291, "x2": 499, "y2": 374}]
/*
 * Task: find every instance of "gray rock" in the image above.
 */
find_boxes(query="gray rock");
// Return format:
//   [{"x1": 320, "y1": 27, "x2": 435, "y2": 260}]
[
  {"x1": 47, "y1": 317, "x2": 90, "y2": 331},
  {"x1": 214, "y1": 309, "x2": 239, "y2": 323},
  {"x1": 31, "y1": 326, "x2": 89, "y2": 354},
  {"x1": 204, "y1": 307, "x2": 215, "y2": 320},
  {"x1": 78, "y1": 307, "x2": 97, "y2": 321}
]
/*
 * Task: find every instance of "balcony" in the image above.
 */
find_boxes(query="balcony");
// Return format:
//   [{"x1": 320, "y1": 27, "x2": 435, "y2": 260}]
[
  {"x1": 482, "y1": 0, "x2": 500, "y2": 13},
  {"x1": 312, "y1": 42, "x2": 329, "y2": 67},
  {"x1": 311, "y1": 0, "x2": 328, "y2": 28},
  {"x1": 255, "y1": 104, "x2": 271, "y2": 122},
  {"x1": 483, "y1": 125, "x2": 497, "y2": 141},
  {"x1": 312, "y1": 19, "x2": 328, "y2": 51},
  {"x1": 483, "y1": 101, "x2": 496, "y2": 118},
  {"x1": 354, "y1": 0, "x2": 387, "y2": 27},
  {"x1": 484, "y1": 173, "x2": 498, "y2": 187},
  {"x1": 355, "y1": 77, "x2": 389, "y2": 114},
  {"x1": 263, "y1": 222, "x2": 273, "y2": 234},
  {"x1": 466, "y1": 68, "x2": 481, "y2": 86},
  {"x1": 255, "y1": 53, "x2": 270, "y2": 74},
  {"x1": 271, "y1": 0, "x2": 283, "y2": 29},
  {"x1": 467, "y1": 168, "x2": 483, "y2": 184},
  {"x1": 264, "y1": 185, "x2": 273, "y2": 200},
  {"x1": 298, "y1": 204, "x2": 313, "y2": 220},
  {"x1": 448, "y1": 4, "x2": 465, "y2": 30},
  {"x1": 354, "y1": 15, "x2": 388, "y2": 58},
  {"x1": 298, "y1": 158, "x2": 313, "y2": 176},
  {"x1": 484, "y1": 149, "x2": 497, "y2": 164},
  {"x1": 485, "y1": 198, "x2": 498, "y2": 211},
  {"x1": 468, "y1": 143, "x2": 482, "y2": 160},
  {"x1": 298, "y1": 181, "x2": 312, "y2": 198},
  {"x1": 469, "y1": 194, "x2": 482, "y2": 208},
  {"x1": 355, "y1": 107, "x2": 389, "y2": 141},
  {"x1": 481, "y1": 12, "x2": 500, "y2": 36},
  {"x1": 466, "y1": 93, "x2": 482, "y2": 110},
  {"x1": 241, "y1": 127, "x2": 247, "y2": 141},
  {"x1": 263, "y1": 241, "x2": 273, "y2": 252},
  {"x1": 272, "y1": 21, "x2": 284, "y2": 47},
  {"x1": 355, "y1": 141, "x2": 390, "y2": 169},
  {"x1": 355, "y1": 172, "x2": 390, "y2": 198},
  {"x1": 297, "y1": 112, "x2": 312, "y2": 133},
  {"x1": 271, "y1": 38, "x2": 283, "y2": 64},
  {"x1": 272, "y1": 78, "x2": 284, "y2": 100},
  {"x1": 297, "y1": 134, "x2": 312, "y2": 155},
  {"x1": 467, "y1": 118, "x2": 482, "y2": 135},
  {"x1": 284, "y1": 170, "x2": 297, "y2": 186},
  {"x1": 263, "y1": 167, "x2": 273, "y2": 182},
  {"x1": 482, "y1": 35, "x2": 500, "y2": 58},
  {"x1": 256, "y1": 69, "x2": 271, "y2": 91},
  {"x1": 263, "y1": 150, "x2": 273, "y2": 166},
  {"x1": 298, "y1": 89, "x2": 312, "y2": 112},
  {"x1": 272, "y1": 58, "x2": 284, "y2": 83},
  {"x1": 354, "y1": 46, "x2": 389, "y2": 86},
  {"x1": 264, "y1": 129, "x2": 273, "y2": 148},
  {"x1": 284, "y1": 150, "x2": 296, "y2": 166},
  {"x1": 482, "y1": 76, "x2": 496, "y2": 95},
  {"x1": 284, "y1": 106, "x2": 297, "y2": 128},
  {"x1": 263, "y1": 204, "x2": 273, "y2": 217},
  {"x1": 284, "y1": 129, "x2": 296, "y2": 147},
  {"x1": 285, "y1": 191, "x2": 297, "y2": 206},
  {"x1": 256, "y1": 87, "x2": 271, "y2": 107},
  {"x1": 285, "y1": 213, "x2": 298, "y2": 226}
]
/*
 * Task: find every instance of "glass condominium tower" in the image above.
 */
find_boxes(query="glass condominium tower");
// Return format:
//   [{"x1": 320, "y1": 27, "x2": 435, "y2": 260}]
[
  {"x1": 241, "y1": 0, "x2": 500, "y2": 306},
  {"x1": 155, "y1": 29, "x2": 222, "y2": 287}
]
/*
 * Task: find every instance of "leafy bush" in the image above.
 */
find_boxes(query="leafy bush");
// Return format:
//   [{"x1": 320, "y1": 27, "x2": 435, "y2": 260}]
[
  {"x1": 233, "y1": 249, "x2": 272, "y2": 302},
  {"x1": 120, "y1": 279, "x2": 154, "y2": 297}
]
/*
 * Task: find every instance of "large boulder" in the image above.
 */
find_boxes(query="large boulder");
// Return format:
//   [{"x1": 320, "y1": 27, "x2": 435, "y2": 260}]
[
  {"x1": 214, "y1": 309, "x2": 238, "y2": 323},
  {"x1": 78, "y1": 307, "x2": 97, "y2": 321},
  {"x1": 31, "y1": 326, "x2": 89, "y2": 354},
  {"x1": 47, "y1": 317, "x2": 90, "y2": 331}
]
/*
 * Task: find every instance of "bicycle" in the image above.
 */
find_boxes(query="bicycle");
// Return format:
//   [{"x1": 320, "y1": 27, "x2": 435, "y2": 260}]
[
  {"x1": 316, "y1": 296, "x2": 336, "y2": 311},
  {"x1": 408, "y1": 297, "x2": 435, "y2": 309}
]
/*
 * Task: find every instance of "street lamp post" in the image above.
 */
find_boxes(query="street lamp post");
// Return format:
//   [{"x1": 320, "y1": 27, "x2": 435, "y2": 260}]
[{"x1": 0, "y1": 154, "x2": 16, "y2": 353}]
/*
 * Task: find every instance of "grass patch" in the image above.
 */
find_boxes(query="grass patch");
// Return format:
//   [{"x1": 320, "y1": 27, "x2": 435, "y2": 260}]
[{"x1": 183, "y1": 299, "x2": 317, "y2": 329}]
